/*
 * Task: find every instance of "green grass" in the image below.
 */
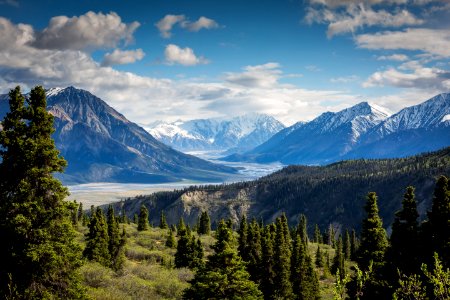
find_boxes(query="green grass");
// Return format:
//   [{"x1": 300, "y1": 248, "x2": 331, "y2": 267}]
[{"x1": 77, "y1": 223, "x2": 353, "y2": 299}]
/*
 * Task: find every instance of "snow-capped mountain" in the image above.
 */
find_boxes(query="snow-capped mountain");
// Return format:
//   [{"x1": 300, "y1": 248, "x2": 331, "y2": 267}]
[
  {"x1": 226, "y1": 94, "x2": 450, "y2": 165},
  {"x1": 0, "y1": 87, "x2": 236, "y2": 184},
  {"x1": 224, "y1": 101, "x2": 391, "y2": 164},
  {"x1": 148, "y1": 113, "x2": 285, "y2": 154}
]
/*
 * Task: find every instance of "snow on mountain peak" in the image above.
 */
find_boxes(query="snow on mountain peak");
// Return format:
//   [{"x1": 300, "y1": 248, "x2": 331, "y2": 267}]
[{"x1": 46, "y1": 87, "x2": 64, "y2": 97}]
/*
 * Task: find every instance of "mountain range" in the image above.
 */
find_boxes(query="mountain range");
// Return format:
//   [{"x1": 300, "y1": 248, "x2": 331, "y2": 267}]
[
  {"x1": 0, "y1": 87, "x2": 237, "y2": 184},
  {"x1": 225, "y1": 93, "x2": 450, "y2": 165},
  {"x1": 148, "y1": 113, "x2": 285, "y2": 155}
]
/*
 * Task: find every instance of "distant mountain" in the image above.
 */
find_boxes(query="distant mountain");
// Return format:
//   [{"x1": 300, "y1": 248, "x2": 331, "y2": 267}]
[
  {"x1": 148, "y1": 113, "x2": 285, "y2": 154},
  {"x1": 345, "y1": 93, "x2": 450, "y2": 159},
  {"x1": 0, "y1": 87, "x2": 236, "y2": 184},
  {"x1": 225, "y1": 101, "x2": 390, "y2": 164},
  {"x1": 112, "y1": 147, "x2": 450, "y2": 231}
]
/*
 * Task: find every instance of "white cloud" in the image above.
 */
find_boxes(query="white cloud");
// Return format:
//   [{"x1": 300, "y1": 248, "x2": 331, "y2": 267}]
[
  {"x1": 32, "y1": 11, "x2": 140, "y2": 51},
  {"x1": 155, "y1": 14, "x2": 220, "y2": 38},
  {"x1": 155, "y1": 14, "x2": 185, "y2": 38},
  {"x1": 330, "y1": 75, "x2": 360, "y2": 83},
  {"x1": 377, "y1": 54, "x2": 408, "y2": 61},
  {"x1": 181, "y1": 16, "x2": 219, "y2": 32},
  {"x1": 356, "y1": 28, "x2": 450, "y2": 57},
  {"x1": 224, "y1": 63, "x2": 282, "y2": 88},
  {"x1": 363, "y1": 65, "x2": 450, "y2": 90},
  {"x1": 101, "y1": 48, "x2": 145, "y2": 66},
  {"x1": 306, "y1": 65, "x2": 322, "y2": 72},
  {"x1": 164, "y1": 44, "x2": 208, "y2": 66}
]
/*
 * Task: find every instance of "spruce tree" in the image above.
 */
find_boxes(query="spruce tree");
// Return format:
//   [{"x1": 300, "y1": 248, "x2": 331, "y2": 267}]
[
  {"x1": 314, "y1": 224, "x2": 322, "y2": 244},
  {"x1": 331, "y1": 235, "x2": 345, "y2": 279},
  {"x1": 177, "y1": 217, "x2": 186, "y2": 236},
  {"x1": 198, "y1": 211, "x2": 211, "y2": 235},
  {"x1": 297, "y1": 214, "x2": 308, "y2": 246},
  {"x1": 327, "y1": 224, "x2": 335, "y2": 247},
  {"x1": 357, "y1": 192, "x2": 388, "y2": 270},
  {"x1": 261, "y1": 225, "x2": 276, "y2": 299},
  {"x1": 183, "y1": 220, "x2": 263, "y2": 299},
  {"x1": 77, "y1": 202, "x2": 84, "y2": 223},
  {"x1": 273, "y1": 215, "x2": 294, "y2": 299},
  {"x1": 84, "y1": 207, "x2": 111, "y2": 267},
  {"x1": 387, "y1": 186, "x2": 420, "y2": 276},
  {"x1": 0, "y1": 86, "x2": 84, "y2": 298},
  {"x1": 344, "y1": 229, "x2": 351, "y2": 260},
  {"x1": 165, "y1": 229, "x2": 177, "y2": 248},
  {"x1": 426, "y1": 176, "x2": 450, "y2": 267},
  {"x1": 350, "y1": 229, "x2": 358, "y2": 260},
  {"x1": 137, "y1": 205, "x2": 149, "y2": 231},
  {"x1": 315, "y1": 244, "x2": 324, "y2": 268},
  {"x1": 159, "y1": 211, "x2": 168, "y2": 229},
  {"x1": 238, "y1": 214, "x2": 249, "y2": 260},
  {"x1": 246, "y1": 219, "x2": 262, "y2": 283},
  {"x1": 107, "y1": 205, "x2": 125, "y2": 271}
]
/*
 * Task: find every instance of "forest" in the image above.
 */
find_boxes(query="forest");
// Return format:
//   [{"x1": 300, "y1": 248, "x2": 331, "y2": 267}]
[{"x1": 0, "y1": 86, "x2": 449, "y2": 299}]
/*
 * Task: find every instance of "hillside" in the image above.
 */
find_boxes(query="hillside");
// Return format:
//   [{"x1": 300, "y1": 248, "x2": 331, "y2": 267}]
[{"x1": 114, "y1": 147, "x2": 450, "y2": 231}]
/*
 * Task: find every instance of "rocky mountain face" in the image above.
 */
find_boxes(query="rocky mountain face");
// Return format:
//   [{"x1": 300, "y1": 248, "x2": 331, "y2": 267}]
[
  {"x1": 225, "y1": 94, "x2": 450, "y2": 165},
  {"x1": 0, "y1": 87, "x2": 236, "y2": 184},
  {"x1": 148, "y1": 113, "x2": 285, "y2": 154}
]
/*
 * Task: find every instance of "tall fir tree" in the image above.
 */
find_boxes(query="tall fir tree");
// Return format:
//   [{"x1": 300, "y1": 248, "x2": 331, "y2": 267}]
[
  {"x1": 344, "y1": 229, "x2": 351, "y2": 260},
  {"x1": 297, "y1": 214, "x2": 308, "y2": 246},
  {"x1": 327, "y1": 224, "x2": 335, "y2": 247},
  {"x1": 137, "y1": 205, "x2": 149, "y2": 231},
  {"x1": 426, "y1": 176, "x2": 450, "y2": 267},
  {"x1": 350, "y1": 229, "x2": 358, "y2": 260},
  {"x1": 237, "y1": 214, "x2": 249, "y2": 261},
  {"x1": 198, "y1": 211, "x2": 211, "y2": 235},
  {"x1": 261, "y1": 224, "x2": 277, "y2": 299},
  {"x1": 165, "y1": 229, "x2": 177, "y2": 248},
  {"x1": 315, "y1": 244, "x2": 324, "y2": 268},
  {"x1": 0, "y1": 86, "x2": 85, "y2": 298},
  {"x1": 314, "y1": 224, "x2": 322, "y2": 244},
  {"x1": 183, "y1": 220, "x2": 263, "y2": 299},
  {"x1": 331, "y1": 235, "x2": 346, "y2": 279},
  {"x1": 77, "y1": 202, "x2": 84, "y2": 223},
  {"x1": 159, "y1": 211, "x2": 168, "y2": 229},
  {"x1": 84, "y1": 207, "x2": 111, "y2": 267},
  {"x1": 107, "y1": 205, "x2": 126, "y2": 271},
  {"x1": 357, "y1": 192, "x2": 388, "y2": 270},
  {"x1": 175, "y1": 226, "x2": 194, "y2": 268},
  {"x1": 273, "y1": 215, "x2": 294, "y2": 299},
  {"x1": 246, "y1": 219, "x2": 262, "y2": 283},
  {"x1": 177, "y1": 217, "x2": 186, "y2": 236}
]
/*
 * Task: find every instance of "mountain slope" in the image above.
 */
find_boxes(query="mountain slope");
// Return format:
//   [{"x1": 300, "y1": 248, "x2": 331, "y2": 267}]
[
  {"x1": 225, "y1": 102, "x2": 389, "y2": 164},
  {"x1": 113, "y1": 147, "x2": 450, "y2": 231},
  {"x1": 148, "y1": 113, "x2": 285, "y2": 154},
  {"x1": 0, "y1": 87, "x2": 236, "y2": 184}
]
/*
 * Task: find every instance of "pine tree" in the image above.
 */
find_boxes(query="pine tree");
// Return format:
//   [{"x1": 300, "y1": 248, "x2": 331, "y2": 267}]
[
  {"x1": 273, "y1": 215, "x2": 294, "y2": 299},
  {"x1": 387, "y1": 186, "x2": 420, "y2": 277},
  {"x1": 314, "y1": 224, "x2": 322, "y2": 244},
  {"x1": 175, "y1": 226, "x2": 199, "y2": 269},
  {"x1": 183, "y1": 220, "x2": 263, "y2": 299},
  {"x1": 327, "y1": 224, "x2": 335, "y2": 247},
  {"x1": 357, "y1": 192, "x2": 388, "y2": 270},
  {"x1": 137, "y1": 205, "x2": 149, "y2": 231},
  {"x1": 297, "y1": 214, "x2": 308, "y2": 246},
  {"x1": 107, "y1": 205, "x2": 125, "y2": 271},
  {"x1": 159, "y1": 211, "x2": 168, "y2": 229},
  {"x1": 198, "y1": 211, "x2": 211, "y2": 235},
  {"x1": 350, "y1": 229, "x2": 358, "y2": 260},
  {"x1": 261, "y1": 225, "x2": 276, "y2": 299},
  {"x1": 84, "y1": 208, "x2": 111, "y2": 267},
  {"x1": 165, "y1": 229, "x2": 177, "y2": 248},
  {"x1": 0, "y1": 86, "x2": 85, "y2": 298},
  {"x1": 246, "y1": 219, "x2": 262, "y2": 283},
  {"x1": 238, "y1": 214, "x2": 249, "y2": 260},
  {"x1": 344, "y1": 229, "x2": 351, "y2": 260},
  {"x1": 426, "y1": 176, "x2": 450, "y2": 267},
  {"x1": 332, "y1": 235, "x2": 345, "y2": 279},
  {"x1": 177, "y1": 217, "x2": 186, "y2": 236},
  {"x1": 315, "y1": 244, "x2": 324, "y2": 268},
  {"x1": 77, "y1": 202, "x2": 84, "y2": 223}
]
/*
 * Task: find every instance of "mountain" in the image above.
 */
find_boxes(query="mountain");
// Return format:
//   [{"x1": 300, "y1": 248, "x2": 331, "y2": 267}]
[
  {"x1": 111, "y1": 147, "x2": 450, "y2": 231},
  {"x1": 148, "y1": 113, "x2": 285, "y2": 154},
  {"x1": 0, "y1": 87, "x2": 236, "y2": 184},
  {"x1": 345, "y1": 93, "x2": 450, "y2": 159},
  {"x1": 225, "y1": 101, "x2": 390, "y2": 164}
]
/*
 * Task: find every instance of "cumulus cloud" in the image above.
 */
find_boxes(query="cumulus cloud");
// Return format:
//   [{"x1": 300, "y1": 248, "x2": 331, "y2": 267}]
[
  {"x1": 155, "y1": 14, "x2": 185, "y2": 38},
  {"x1": 377, "y1": 54, "x2": 408, "y2": 61},
  {"x1": 181, "y1": 16, "x2": 219, "y2": 32},
  {"x1": 101, "y1": 48, "x2": 145, "y2": 66},
  {"x1": 164, "y1": 44, "x2": 208, "y2": 66},
  {"x1": 31, "y1": 11, "x2": 140, "y2": 51},
  {"x1": 224, "y1": 63, "x2": 282, "y2": 88},
  {"x1": 155, "y1": 14, "x2": 220, "y2": 38},
  {"x1": 363, "y1": 64, "x2": 450, "y2": 90},
  {"x1": 305, "y1": 4, "x2": 422, "y2": 37},
  {"x1": 356, "y1": 28, "x2": 450, "y2": 57}
]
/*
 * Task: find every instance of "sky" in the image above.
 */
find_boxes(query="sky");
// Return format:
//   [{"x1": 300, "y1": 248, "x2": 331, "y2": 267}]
[{"x1": 0, "y1": 0, "x2": 449, "y2": 126}]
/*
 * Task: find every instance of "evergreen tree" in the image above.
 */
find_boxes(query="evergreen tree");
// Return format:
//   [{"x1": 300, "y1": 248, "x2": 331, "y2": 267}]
[
  {"x1": 350, "y1": 229, "x2": 358, "y2": 260},
  {"x1": 198, "y1": 211, "x2": 211, "y2": 235},
  {"x1": 332, "y1": 235, "x2": 345, "y2": 279},
  {"x1": 177, "y1": 217, "x2": 186, "y2": 236},
  {"x1": 327, "y1": 224, "x2": 335, "y2": 247},
  {"x1": 238, "y1": 214, "x2": 249, "y2": 261},
  {"x1": 314, "y1": 224, "x2": 322, "y2": 244},
  {"x1": 261, "y1": 225, "x2": 276, "y2": 299},
  {"x1": 183, "y1": 220, "x2": 263, "y2": 299},
  {"x1": 137, "y1": 205, "x2": 149, "y2": 231},
  {"x1": 175, "y1": 226, "x2": 193, "y2": 268},
  {"x1": 426, "y1": 176, "x2": 450, "y2": 267},
  {"x1": 159, "y1": 211, "x2": 168, "y2": 229},
  {"x1": 71, "y1": 200, "x2": 78, "y2": 226},
  {"x1": 246, "y1": 219, "x2": 262, "y2": 283},
  {"x1": 344, "y1": 229, "x2": 351, "y2": 260},
  {"x1": 107, "y1": 205, "x2": 125, "y2": 271},
  {"x1": 192, "y1": 237, "x2": 204, "y2": 269},
  {"x1": 297, "y1": 214, "x2": 308, "y2": 246},
  {"x1": 165, "y1": 229, "x2": 177, "y2": 248},
  {"x1": 0, "y1": 86, "x2": 85, "y2": 298},
  {"x1": 387, "y1": 186, "x2": 420, "y2": 277},
  {"x1": 315, "y1": 244, "x2": 324, "y2": 268},
  {"x1": 84, "y1": 207, "x2": 111, "y2": 267},
  {"x1": 133, "y1": 213, "x2": 138, "y2": 224},
  {"x1": 273, "y1": 215, "x2": 294, "y2": 299},
  {"x1": 357, "y1": 192, "x2": 388, "y2": 270},
  {"x1": 77, "y1": 202, "x2": 84, "y2": 223}
]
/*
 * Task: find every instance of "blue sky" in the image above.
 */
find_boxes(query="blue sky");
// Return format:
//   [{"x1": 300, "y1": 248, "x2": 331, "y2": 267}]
[{"x1": 0, "y1": 0, "x2": 449, "y2": 125}]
